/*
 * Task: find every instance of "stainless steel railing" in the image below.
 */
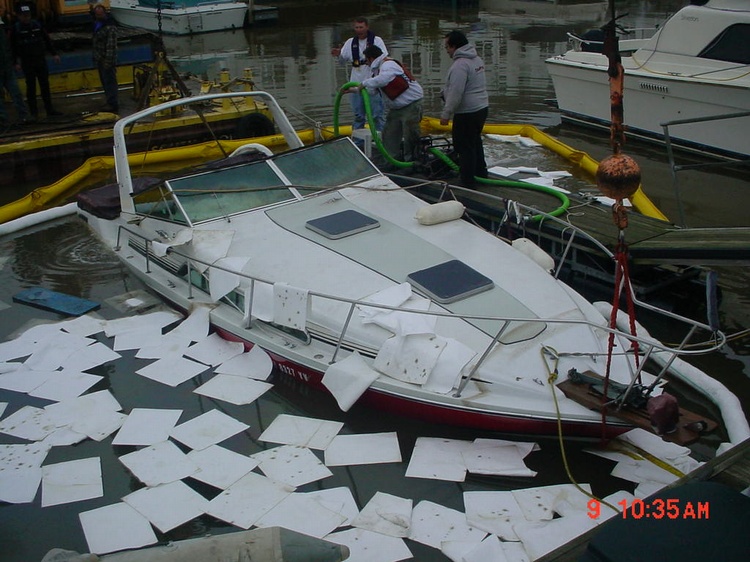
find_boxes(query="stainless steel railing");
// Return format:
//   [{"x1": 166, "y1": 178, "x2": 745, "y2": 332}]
[
  {"x1": 113, "y1": 197, "x2": 725, "y2": 399},
  {"x1": 661, "y1": 111, "x2": 750, "y2": 227}
]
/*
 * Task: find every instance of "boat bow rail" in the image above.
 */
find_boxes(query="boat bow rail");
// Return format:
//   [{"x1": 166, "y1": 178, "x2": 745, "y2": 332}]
[{"x1": 110, "y1": 216, "x2": 726, "y2": 399}]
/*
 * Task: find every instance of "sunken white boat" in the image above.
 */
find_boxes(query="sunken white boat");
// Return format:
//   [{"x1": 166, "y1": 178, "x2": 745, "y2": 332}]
[{"x1": 75, "y1": 91, "x2": 747, "y2": 444}]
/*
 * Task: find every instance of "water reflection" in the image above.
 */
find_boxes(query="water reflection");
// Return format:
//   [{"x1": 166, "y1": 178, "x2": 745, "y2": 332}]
[
  {"x1": 161, "y1": 3, "x2": 581, "y2": 126},
  {"x1": 1, "y1": 3, "x2": 749, "y2": 559},
  {"x1": 10, "y1": 220, "x2": 124, "y2": 299}
]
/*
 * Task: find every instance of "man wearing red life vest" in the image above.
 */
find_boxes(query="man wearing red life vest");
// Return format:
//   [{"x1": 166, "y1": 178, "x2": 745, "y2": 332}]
[{"x1": 357, "y1": 45, "x2": 424, "y2": 163}]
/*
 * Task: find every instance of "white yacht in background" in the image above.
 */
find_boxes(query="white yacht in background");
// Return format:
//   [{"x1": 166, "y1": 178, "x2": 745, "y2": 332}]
[
  {"x1": 108, "y1": 0, "x2": 249, "y2": 35},
  {"x1": 545, "y1": 0, "x2": 750, "y2": 158}
]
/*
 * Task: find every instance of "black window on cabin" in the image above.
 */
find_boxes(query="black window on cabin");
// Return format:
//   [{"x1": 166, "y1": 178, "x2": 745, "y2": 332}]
[{"x1": 698, "y1": 24, "x2": 750, "y2": 64}]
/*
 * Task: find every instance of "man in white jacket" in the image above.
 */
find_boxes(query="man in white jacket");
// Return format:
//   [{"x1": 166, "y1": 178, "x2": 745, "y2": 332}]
[
  {"x1": 331, "y1": 17, "x2": 388, "y2": 133},
  {"x1": 356, "y1": 45, "x2": 424, "y2": 163}
]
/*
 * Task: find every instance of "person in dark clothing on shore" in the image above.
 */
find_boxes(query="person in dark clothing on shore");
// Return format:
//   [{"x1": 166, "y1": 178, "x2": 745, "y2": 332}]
[
  {"x1": 10, "y1": 3, "x2": 62, "y2": 119},
  {"x1": 92, "y1": 3, "x2": 119, "y2": 113},
  {"x1": 0, "y1": 18, "x2": 29, "y2": 128}
]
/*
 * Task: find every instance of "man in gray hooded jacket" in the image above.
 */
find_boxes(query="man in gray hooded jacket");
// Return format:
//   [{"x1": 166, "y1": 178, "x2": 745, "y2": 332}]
[{"x1": 440, "y1": 30, "x2": 489, "y2": 187}]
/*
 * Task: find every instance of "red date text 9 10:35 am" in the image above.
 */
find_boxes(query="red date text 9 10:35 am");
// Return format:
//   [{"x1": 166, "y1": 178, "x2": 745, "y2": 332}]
[{"x1": 587, "y1": 498, "x2": 710, "y2": 520}]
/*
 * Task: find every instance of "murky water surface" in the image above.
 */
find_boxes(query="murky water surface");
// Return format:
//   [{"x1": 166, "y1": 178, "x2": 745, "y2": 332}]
[{"x1": 1, "y1": 2, "x2": 748, "y2": 560}]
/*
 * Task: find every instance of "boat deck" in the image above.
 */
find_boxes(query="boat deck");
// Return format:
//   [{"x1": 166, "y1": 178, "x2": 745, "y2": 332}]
[
  {"x1": 400, "y1": 177, "x2": 750, "y2": 299},
  {"x1": 555, "y1": 371, "x2": 718, "y2": 446}
]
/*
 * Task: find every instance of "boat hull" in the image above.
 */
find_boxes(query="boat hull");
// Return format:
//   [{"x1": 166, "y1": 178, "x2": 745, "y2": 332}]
[
  {"x1": 546, "y1": 59, "x2": 750, "y2": 158},
  {"x1": 73, "y1": 91, "x2": 736, "y2": 446},
  {"x1": 214, "y1": 327, "x2": 627, "y2": 439},
  {"x1": 109, "y1": 2, "x2": 248, "y2": 35}
]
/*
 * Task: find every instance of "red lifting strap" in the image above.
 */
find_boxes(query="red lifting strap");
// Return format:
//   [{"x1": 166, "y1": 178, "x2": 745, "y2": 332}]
[{"x1": 601, "y1": 229, "x2": 641, "y2": 440}]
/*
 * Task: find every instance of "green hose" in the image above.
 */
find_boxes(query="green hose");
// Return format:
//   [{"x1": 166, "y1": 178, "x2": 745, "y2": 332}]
[
  {"x1": 334, "y1": 82, "x2": 570, "y2": 219},
  {"x1": 334, "y1": 82, "x2": 413, "y2": 169},
  {"x1": 428, "y1": 147, "x2": 570, "y2": 221}
]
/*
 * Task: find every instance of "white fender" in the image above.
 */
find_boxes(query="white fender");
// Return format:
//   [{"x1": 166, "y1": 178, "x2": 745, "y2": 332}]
[
  {"x1": 512, "y1": 237, "x2": 555, "y2": 273},
  {"x1": 415, "y1": 201, "x2": 465, "y2": 225}
]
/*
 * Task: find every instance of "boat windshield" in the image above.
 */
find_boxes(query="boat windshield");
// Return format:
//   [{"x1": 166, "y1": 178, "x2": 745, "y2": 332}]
[
  {"x1": 134, "y1": 138, "x2": 380, "y2": 225},
  {"x1": 166, "y1": 160, "x2": 290, "y2": 223},
  {"x1": 273, "y1": 138, "x2": 380, "y2": 188},
  {"x1": 699, "y1": 23, "x2": 750, "y2": 64}
]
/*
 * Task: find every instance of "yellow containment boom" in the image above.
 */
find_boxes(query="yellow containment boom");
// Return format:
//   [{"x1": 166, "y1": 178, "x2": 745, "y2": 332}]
[
  {"x1": 420, "y1": 117, "x2": 668, "y2": 222},
  {"x1": 0, "y1": 119, "x2": 668, "y2": 225}
]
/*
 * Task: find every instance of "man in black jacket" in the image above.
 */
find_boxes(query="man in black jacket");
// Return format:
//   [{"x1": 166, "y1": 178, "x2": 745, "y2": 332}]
[
  {"x1": 92, "y1": 3, "x2": 118, "y2": 113},
  {"x1": 0, "y1": 18, "x2": 29, "y2": 128},
  {"x1": 11, "y1": 3, "x2": 62, "y2": 119}
]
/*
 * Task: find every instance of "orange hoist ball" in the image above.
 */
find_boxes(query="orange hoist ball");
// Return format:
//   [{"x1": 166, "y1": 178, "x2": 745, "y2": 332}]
[{"x1": 595, "y1": 152, "x2": 641, "y2": 200}]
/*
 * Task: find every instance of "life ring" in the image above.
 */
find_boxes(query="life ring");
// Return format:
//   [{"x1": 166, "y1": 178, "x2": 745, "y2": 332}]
[{"x1": 234, "y1": 113, "x2": 275, "y2": 139}]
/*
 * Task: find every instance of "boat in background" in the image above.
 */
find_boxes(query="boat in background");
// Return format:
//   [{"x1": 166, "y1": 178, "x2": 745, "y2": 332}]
[
  {"x1": 545, "y1": 0, "x2": 750, "y2": 159},
  {"x1": 479, "y1": 0, "x2": 608, "y2": 25},
  {"x1": 108, "y1": 0, "x2": 249, "y2": 35},
  {"x1": 74, "y1": 90, "x2": 748, "y2": 447}
]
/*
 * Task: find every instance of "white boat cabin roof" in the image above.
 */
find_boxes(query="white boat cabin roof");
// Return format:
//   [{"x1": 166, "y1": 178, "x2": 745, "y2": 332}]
[{"x1": 639, "y1": 0, "x2": 750, "y2": 62}]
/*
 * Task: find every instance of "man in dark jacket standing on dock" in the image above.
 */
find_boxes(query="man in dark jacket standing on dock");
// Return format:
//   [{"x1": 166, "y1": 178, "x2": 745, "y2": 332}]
[
  {"x1": 92, "y1": 4, "x2": 118, "y2": 114},
  {"x1": 0, "y1": 18, "x2": 29, "y2": 129},
  {"x1": 11, "y1": 3, "x2": 62, "y2": 120}
]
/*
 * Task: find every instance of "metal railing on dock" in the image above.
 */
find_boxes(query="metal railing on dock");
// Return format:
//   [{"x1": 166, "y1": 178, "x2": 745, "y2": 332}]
[{"x1": 661, "y1": 111, "x2": 750, "y2": 227}]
